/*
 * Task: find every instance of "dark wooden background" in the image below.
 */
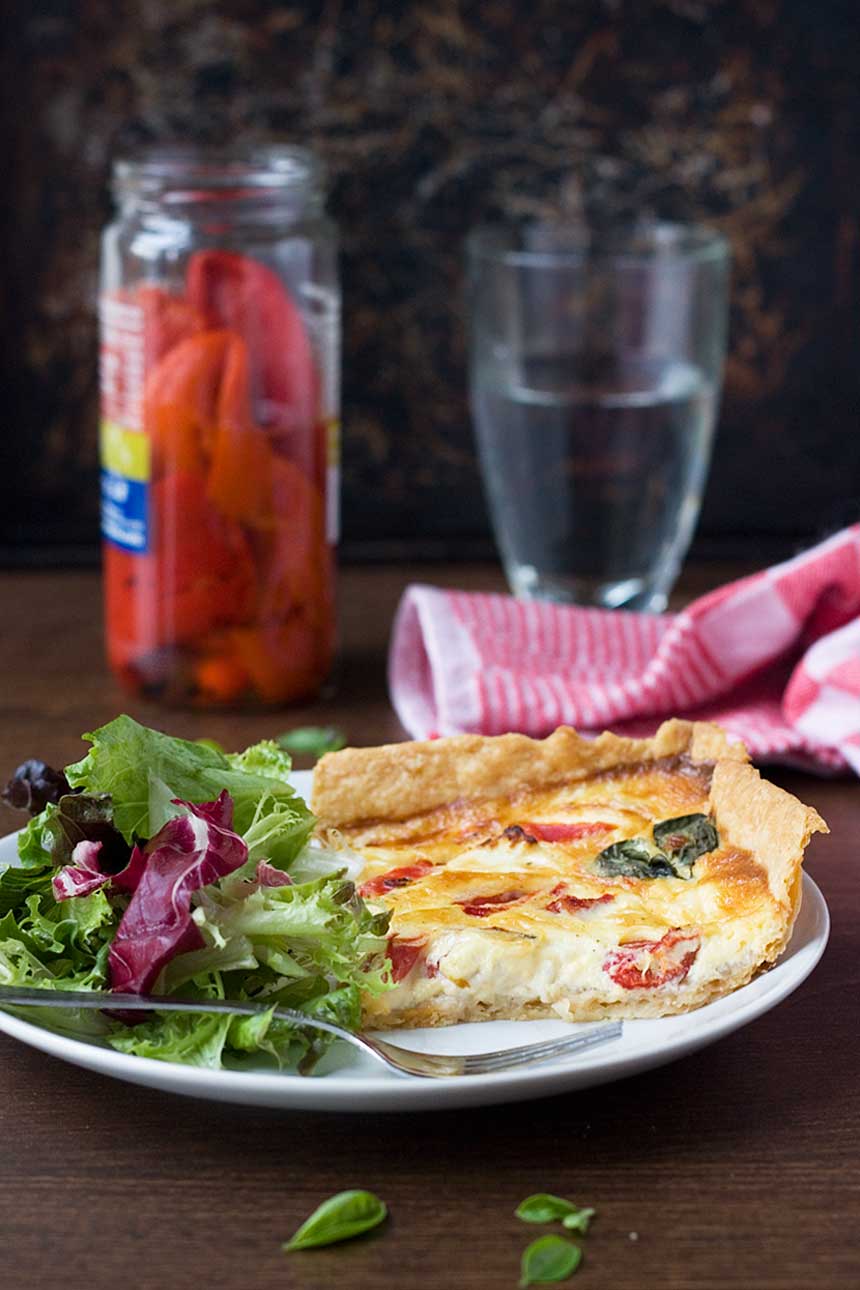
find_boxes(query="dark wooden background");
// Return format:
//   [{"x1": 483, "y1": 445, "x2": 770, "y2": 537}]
[{"x1": 2, "y1": 0, "x2": 860, "y2": 564}]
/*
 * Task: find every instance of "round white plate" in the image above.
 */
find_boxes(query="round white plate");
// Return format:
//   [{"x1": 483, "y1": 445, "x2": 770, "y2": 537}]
[{"x1": 0, "y1": 787, "x2": 829, "y2": 1112}]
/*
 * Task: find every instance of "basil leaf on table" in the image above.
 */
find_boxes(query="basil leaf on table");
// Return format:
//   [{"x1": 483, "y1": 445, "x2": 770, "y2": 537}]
[
  {"x1": 515, "y1": 1194, "x2": 594, "y2": 1234},
  {"x1": 561, "y1": 1208, "x2": 595, "y2": 1235},
  {"x1": 283, "y1": 1189, "x2": 387, "y2": 1251},
  {"x1": 520, "y1": 1234, "x2": 582, "y2": 1286},
  {"x1": 276, "y1": 726, "x2": 347, "y2": 758}
]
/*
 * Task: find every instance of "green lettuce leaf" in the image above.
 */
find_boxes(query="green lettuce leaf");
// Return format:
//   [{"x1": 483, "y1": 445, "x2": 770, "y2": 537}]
[
  {"x1": 226, "y1": 740, "x2": 293, "y2": 782},
  {"x1": 0, "y1": 886, "x2": 116, "y2": 1039},
  {"x1": 15, "y1": 804, "x2": 58, "y2": 868},
  {"x1": 191, "y1": 873, "x2": 390, "y2": 996},
  {"x1": 0, "y1": 864, "x2": 54, "y2": 916},
  {"x1": 108, "y1": 1009, "x2": 234, "y2": 1068},
  {"x1": 241, "y1": 792, "x2": 316, "y2": 872},
  {"x1": 0, "y1": 888, "x2": 116, "y2": 978},
  {"x1": 122, "y1": 873, "x2": 393, "y2": 1072},
  {"x1": 65, "y1": 716, "x2": 311, "y2": 846}
]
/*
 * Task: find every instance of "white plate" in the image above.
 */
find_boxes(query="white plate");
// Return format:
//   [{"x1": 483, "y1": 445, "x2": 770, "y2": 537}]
[{"x1": 0, "y1": 773, "x2": 830, "y2": 1112}]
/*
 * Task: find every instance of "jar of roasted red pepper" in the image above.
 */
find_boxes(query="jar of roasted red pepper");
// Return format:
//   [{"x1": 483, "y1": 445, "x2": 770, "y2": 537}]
[{"x1": 99, "y1": 146, "x2": 338, "y2": 707}]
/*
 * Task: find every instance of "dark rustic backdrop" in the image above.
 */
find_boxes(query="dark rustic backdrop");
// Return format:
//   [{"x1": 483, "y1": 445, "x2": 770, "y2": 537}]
[{"x1": 2, "y1": 0, "x2": 858, "y2": 564}]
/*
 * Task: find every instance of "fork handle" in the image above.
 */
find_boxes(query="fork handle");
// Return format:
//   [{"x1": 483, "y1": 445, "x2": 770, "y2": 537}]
[{"x1": 0, "y1": 985, "x2": 348, "y2": 1040}]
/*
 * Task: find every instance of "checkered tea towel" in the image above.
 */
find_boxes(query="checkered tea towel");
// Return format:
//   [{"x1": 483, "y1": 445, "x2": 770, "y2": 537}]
[{"x1": 388, "y1": 526, "x2": 860, "y2": 773}]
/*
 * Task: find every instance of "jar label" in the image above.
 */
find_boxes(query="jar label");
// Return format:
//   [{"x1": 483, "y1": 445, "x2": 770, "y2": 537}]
[
  {"x1": 100, "y1": 420, "x2": 150, "y2": 552},
  {"x1": 99, "y1": 296, "x2": 149, "y2": 552},
  {"x1": 100, "y1": 296, "x2": 144, "y2": 428}
]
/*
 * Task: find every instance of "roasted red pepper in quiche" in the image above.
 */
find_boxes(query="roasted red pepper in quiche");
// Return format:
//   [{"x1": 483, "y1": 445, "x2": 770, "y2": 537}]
[
  {"x1": 603, "y1": 928, "x2": 701, "y2": 990},
  {"x1": 101, "y1": 257, "x2": 333, "y2": 708}
]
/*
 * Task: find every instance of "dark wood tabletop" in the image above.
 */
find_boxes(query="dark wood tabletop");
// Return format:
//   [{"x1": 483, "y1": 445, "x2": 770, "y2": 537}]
[{"x1": 0, "y1": 565, "x2": 857, "y2": 1290}]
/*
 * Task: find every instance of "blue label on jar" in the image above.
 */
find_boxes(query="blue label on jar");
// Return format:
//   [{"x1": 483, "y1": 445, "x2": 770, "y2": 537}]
[
  {"x1": 101, "y1": 470, "x2": 149, "y2": 552},
  {"x1": 99, "y1": 420, "x2": 150, "y2": 552}
]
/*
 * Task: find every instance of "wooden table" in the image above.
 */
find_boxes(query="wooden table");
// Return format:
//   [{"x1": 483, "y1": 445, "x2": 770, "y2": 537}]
[{"x1": 0, "y1": 566, "x2": 857, "y2": 1290}]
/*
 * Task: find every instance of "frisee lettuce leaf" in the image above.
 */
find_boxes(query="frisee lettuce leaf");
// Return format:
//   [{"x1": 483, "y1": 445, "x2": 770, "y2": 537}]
[
  {"x1": 65, "y1": 717, "x2": 311, "y2": 845},
  {"x1": 108, "y1": 1009, "x2": 234, "y2": 1068},
  {"x1": 0, "y1": 885, "x2": 117, "y2": 1039},
  {"x1": 190, "y1": 872, "x2": 390, "y2": 996},
  {"x1": 0, "y1": 864, "x2": 54, "y2": 916}
]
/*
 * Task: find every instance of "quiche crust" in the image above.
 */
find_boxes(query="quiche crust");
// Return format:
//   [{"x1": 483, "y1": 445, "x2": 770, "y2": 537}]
[
  {"x1": 311, "y1": 719, "x2": 747, "y2": 828},
  {"x1": 312, "y1": 721, "x2": 827, "y2": 1029}
]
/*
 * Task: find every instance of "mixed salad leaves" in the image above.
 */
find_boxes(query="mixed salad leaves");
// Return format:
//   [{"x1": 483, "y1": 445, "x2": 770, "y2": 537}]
[{"x1": 0, "y1": 716, "x2": 390, "y2": 1072}]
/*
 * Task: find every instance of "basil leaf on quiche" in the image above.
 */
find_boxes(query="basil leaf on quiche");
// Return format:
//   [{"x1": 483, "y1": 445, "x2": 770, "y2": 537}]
[
  {"x1": 594, "y1": 839, "x2": 676, "y2": 880},
  {"x1": 653, "y1": 813, "x2": 719, "y2": 876}
]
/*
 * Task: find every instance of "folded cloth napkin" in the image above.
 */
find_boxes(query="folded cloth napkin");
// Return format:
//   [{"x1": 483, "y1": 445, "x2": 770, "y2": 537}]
[{"x1": 389, "y1": 525, "x2": 860, "y2": 774}]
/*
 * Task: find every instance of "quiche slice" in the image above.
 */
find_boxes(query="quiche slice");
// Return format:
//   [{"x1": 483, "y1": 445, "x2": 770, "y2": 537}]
[{"x1": 310, "y1": 720, "x2": 827, "y2": 1028}]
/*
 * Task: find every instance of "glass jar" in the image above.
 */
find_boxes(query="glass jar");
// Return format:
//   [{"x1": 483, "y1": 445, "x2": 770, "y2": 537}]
[{"x1": 99, "y1": 146, "x2": 339, "y2": 707}]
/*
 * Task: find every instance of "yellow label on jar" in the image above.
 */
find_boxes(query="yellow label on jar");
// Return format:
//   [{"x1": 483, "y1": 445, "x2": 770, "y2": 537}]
[{"x1": 100, "y1": 419, "x2": 150, "y2": 482}]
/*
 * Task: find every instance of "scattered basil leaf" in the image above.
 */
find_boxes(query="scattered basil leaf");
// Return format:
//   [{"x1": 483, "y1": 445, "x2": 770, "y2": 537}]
[
  {"x1": 653, "y1": 813, "x2": 719, "y2": 876},
  {"x1": 516, "y1": 1194, "x2": 577, "y2": 1224},
  {"x1": 516, "y1": 1195, "x2": 594, "y2": 1234},
  {"x1": 561, "y1": 1208, "x2": 595, "y2": 1235},
  {"x1": 520, "y1": 1234, "x2": 582, "y2": 1286},
  {"x1": 276, "y1": 726, "x2": 347, "y2": 759},
  {"x1": 283, "y1": 1189, "x2": 387, "y2": 1251},
  {"x1": 594, "y1": 838, "x2": 676, "y2": 880}
]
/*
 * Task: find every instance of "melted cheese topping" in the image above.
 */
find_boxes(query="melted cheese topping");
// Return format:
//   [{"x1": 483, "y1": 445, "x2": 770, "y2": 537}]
[{"x1": 336, "y1": 759, "x2": 782, "y2": 1023}]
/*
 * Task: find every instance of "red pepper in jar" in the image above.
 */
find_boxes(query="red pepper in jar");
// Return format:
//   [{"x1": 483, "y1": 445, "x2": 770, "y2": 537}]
[
  {"x1": 186, "y1": 251, "x2": 319, "y2": 436},
  {"x1": 101, "y1": 149, "x2": 338, "y2": 708}
]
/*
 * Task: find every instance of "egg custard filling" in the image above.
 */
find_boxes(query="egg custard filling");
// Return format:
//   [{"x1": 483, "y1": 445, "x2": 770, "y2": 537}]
[{"x1": 311, "y1": 721, "x2": 826, "y2": 1029}]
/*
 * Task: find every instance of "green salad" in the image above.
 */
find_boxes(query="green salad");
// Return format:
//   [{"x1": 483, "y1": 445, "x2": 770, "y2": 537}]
[{"x1": 0, "y1": 716, "x2": 390, "y2": 1072}]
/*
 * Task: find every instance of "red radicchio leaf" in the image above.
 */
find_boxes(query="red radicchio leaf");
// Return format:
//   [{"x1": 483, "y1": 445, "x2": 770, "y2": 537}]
[
  {"x1": 254, "y1": 859, "x2": 293, "y2": 888},
  {"x1": 52, "y1": 828, "x2": 151, "y2": 902},
  {"x1": 108, "y1": 791, "x2": 248, "y2": 995},
  {"x1": 52, "y1": 840, "x2": 111, "y2": 901}
]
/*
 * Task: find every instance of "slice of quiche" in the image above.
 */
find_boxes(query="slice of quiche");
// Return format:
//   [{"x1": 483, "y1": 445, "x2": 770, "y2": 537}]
[{"x1": 310, "y1": 721, "x2": 827, "y2": 1028}]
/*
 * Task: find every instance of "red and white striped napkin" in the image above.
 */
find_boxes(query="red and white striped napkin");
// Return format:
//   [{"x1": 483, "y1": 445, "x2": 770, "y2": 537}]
[{"x1": 388, "y1": 526, "x2": 860, "y2": 774}]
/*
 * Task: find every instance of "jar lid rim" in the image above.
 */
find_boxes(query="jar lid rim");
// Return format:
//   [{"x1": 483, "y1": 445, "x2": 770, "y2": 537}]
[{"x1": 113, "y1": 145, "x2": 324, "y2": 195}]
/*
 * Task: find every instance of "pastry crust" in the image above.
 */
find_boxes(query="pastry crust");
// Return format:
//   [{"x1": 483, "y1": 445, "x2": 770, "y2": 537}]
[
  {"x1": 707, "y1": 759, "x2": 824, "y2": 954},
  {"x1": 311, "y1": 719, "x2": 748, "y2": 828},
  {"x1": 312, "y1": 722, "x2": 827, "y2": 1030}
]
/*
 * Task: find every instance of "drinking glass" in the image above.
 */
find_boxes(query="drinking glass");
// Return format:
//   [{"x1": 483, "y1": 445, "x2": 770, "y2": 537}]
[{"x1": 466, "y1": 221, "x2": 730, "y2": 611}]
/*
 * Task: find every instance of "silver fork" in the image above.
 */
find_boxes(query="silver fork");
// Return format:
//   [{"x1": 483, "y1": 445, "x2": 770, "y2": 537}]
[{"x1": 0, "y1": 985, "x2": 623, "y2": 1078}]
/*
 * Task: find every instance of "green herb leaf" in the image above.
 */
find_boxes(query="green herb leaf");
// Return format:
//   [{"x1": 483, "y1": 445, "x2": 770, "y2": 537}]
[
  {"x1": 519, "y1": 1235, "x2": 582, "y2": 1286},
  {"x1": 516, "y1": 1194, "x2": 595, "y2": 1234},
  {"x1": 276, "y1": 726, "x2": 347, "y2": 759},
  {"x1": 561, "y1": 1209, "x2": 595, "y2": 1235},
  {"x1": 652, "y1": 813, "x2": 719, "y2": 876},
  {"x1": 283, "y1": 1189, "x2": 387, "y2": 1251},
  {"x1": 594, "y1": 838, "x2": 675, "y2": 880}
]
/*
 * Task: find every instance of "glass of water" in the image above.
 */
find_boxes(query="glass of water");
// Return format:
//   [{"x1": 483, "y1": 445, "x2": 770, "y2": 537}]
[{"x1": 466, "y1": 221, "x2": 730, "y2": 611}]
